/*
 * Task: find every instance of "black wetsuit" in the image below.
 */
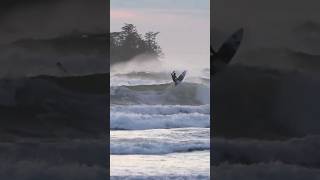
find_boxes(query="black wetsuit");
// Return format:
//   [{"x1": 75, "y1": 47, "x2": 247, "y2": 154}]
[{"x1": 171, "y1": 72, "x2": 178, "y2": 85}]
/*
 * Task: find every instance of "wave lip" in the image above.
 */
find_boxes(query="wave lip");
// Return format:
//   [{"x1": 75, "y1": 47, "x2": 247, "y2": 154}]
[
  {"x1": 111, "y1": 112, "x2": 209, "y2": 130},
  {"x1": 111, "y1": 128, "x2": 210, "y2": 155}
]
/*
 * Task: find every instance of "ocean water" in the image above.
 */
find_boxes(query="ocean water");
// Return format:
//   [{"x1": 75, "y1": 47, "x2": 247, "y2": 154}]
[{"x1": 110, "y1": 71, "x2": 210, "y2": 179}]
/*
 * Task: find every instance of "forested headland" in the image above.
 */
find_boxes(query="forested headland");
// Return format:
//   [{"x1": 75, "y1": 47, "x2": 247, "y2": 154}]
[{"x1": 110, "y1": 23, "x2": 162, "y2": 65}]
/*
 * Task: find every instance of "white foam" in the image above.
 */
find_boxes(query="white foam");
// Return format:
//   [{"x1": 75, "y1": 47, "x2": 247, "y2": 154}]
[
  {"x1": 110, "y1": 128, "x2": 209, "y2": 155},
  {"x1": 110, "y1": 151, "x2": 210, "y2": 178}
]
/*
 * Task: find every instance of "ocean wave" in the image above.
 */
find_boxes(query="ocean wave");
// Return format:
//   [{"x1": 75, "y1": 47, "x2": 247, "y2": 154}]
[
  {"x1": 214, "y1": 162, "x2": 320, "y2": 180},
  {"x1": 110, "y1": 82, "x2": 209, "y2": 105},
  {"x1": 213, "y1": 135, "x2": 320, "y2": 168},
  {"x1": 111, "y1": 71, "x2": 209, "y2": 87},
  {"x1": 111, "y1": 111, "x2": 209, "y2": 130},
  {"x1": 110, "y1": 151, "x2": 210, "y2": 178},
  {"x1": 111, "y1": 104, "x2": 209, "y2": 115},
  {"x1": 214, "y1": 65, "x2": 320, "y2": 139},
  {"x1": 110, "y1": 176, "x2": 209, "y2": 180},
  {"x1": 111, "y1": 128, "x2": 210, "y2": 155},
  {"x1": 0, "y1": 76, "x2": 107, "y2": 139}
]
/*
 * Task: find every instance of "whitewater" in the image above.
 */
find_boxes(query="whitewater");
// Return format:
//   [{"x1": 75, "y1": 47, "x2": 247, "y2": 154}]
[{"x1": 110, "y1": 70, "x2": 210, "y2": 179}]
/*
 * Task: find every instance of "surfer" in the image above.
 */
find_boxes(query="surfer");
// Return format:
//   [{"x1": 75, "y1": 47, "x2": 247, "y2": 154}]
[
  {"x1": 171, "y1": 71, "x2": 177, "y2": 84},
  {"x1": 171, "y1": 70, "x2": 187, "y2": 86}
]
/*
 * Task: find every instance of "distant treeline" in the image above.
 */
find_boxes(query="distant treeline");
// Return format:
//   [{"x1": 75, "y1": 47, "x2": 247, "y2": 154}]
[{"x1": 110, "y1": 23, "x2": 162, "y2": 65}]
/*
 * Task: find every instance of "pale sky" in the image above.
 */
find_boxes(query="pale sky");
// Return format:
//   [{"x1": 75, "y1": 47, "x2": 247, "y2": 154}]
[{"x1": 111, "y1": 0, "x2": 210, "y2": 73}]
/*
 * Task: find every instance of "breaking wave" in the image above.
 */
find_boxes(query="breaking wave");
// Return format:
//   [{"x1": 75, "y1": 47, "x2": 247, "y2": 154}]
[
  {"x1": 111, "y1": 112, "x2": 209, "y2": 130},
  {"x1": 110, "y1": 82, "x2": 209, "y2": 105},
  {"x1": 111, "y1": 128, "x2": 210, "y2": 155},
  {"x1": 111, "y1": 104, "x2": 209, "y2": 115}
]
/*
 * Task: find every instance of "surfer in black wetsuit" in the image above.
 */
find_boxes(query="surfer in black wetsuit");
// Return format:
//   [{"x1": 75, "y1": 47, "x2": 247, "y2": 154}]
[
  {"x1": 171, "y1": 71, "x2": 178, "y2": 85},
  {"x1": 171, "y1": 70, "x2": 187, "y2": 86}
]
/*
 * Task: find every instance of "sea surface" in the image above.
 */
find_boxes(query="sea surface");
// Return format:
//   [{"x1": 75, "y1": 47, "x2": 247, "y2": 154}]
[{"x1": 110, "y1": 71, "x2": 210, "y2": 179}]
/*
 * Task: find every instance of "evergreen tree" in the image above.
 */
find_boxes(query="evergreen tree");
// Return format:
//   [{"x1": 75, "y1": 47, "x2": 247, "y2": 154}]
[{"x1": 110, "y1": 23, "x2": 162, "y2": 65}]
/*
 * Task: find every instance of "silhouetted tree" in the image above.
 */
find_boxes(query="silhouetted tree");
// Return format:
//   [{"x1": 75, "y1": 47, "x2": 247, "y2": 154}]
[{"x1": 110, "y1": 23, "x2": 162, "y2": 65}]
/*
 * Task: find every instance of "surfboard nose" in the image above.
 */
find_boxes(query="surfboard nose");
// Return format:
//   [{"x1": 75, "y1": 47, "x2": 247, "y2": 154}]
[{"x1": 211, "y1": 28, "x2": 244, "y2": 76}]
